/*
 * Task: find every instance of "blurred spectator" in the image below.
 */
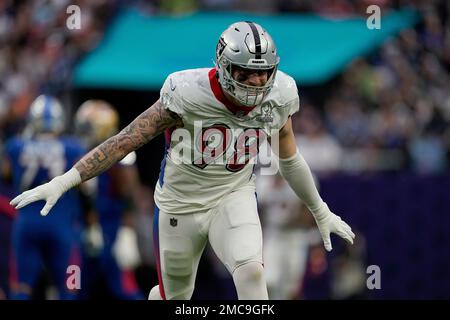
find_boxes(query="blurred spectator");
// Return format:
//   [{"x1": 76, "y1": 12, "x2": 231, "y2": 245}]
[
  {"x1": 330, "y1": 232, "x2": 368, "y2": 300},
  {"x1": 295, "y1": 103, "x2": 343, "y2": 172},
  {"x1": 257, "y1": 173, "x2": 322, "y2": 299},
  {"x1": 0, "y1": 0, "x2": 118, "y2": 140}
]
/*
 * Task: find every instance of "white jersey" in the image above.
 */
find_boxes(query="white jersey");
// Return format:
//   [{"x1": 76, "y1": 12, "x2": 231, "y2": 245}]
[{"x1": 154, "y1": 68, "x2": 299, "y2": 214}]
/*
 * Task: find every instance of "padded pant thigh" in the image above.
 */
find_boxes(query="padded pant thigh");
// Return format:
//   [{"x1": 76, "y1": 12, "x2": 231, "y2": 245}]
[
  {"x1": 209, "y1": 190, "x2": 263, "y2": 274},
  {"x1": 156, "y1": 211, "x2": 207, "y2": 300},
  {"x1": 163, "y1": 235, "x2": 195, "y2": 277}
]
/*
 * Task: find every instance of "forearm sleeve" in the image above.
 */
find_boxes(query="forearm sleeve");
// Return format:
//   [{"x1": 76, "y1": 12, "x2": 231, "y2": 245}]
[{"x1": 278, "y1": 150, "x2": 328, "y2": 220}]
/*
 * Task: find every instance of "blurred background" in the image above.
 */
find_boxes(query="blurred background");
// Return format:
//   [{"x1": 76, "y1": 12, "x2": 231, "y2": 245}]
[{"x1": 0, "y1": 0, "x2": 449, "y2": 300}]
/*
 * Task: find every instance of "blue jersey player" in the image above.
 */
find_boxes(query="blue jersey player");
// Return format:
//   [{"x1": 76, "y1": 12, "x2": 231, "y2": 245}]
[
  {"x1": 3, "y1": 95, "x2": 86, "y2": 299},
  {"x1": 75, "y1": 100, "x2": 143, "y2": 300}
]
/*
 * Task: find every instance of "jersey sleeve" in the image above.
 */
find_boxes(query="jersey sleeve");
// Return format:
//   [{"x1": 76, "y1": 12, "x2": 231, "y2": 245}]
[
  {"x1": 285, "y1": 95, "x2": 300, "y2": 119},
  {"x1": 279, "y1": 75, "x2": 300, "y2": 128},
  {"x1": 159, "y1": 73, "x2": 186, "y2": 119}
]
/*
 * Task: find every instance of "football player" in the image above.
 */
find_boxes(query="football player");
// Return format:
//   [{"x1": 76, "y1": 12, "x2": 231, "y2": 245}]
[
  {"x1": 10, "y1": 22, "x2": 355, "y2": 300},
  {"x1": 74, "y1": 100, "x2": 143, "y2": 300},
  {"x1": 3, "y1": 95, "x2": 86, "y2": 299}
]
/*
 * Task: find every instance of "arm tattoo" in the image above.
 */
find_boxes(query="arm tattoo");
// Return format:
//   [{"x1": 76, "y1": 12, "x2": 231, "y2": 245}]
[{"x1": 75, "y1": 101, "x2": 182, "y2": 181}]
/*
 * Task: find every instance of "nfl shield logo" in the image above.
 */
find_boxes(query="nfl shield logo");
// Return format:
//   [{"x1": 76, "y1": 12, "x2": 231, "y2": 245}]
[{"x1": 170, "y1": 218, "x2": 178, "y2": 227}]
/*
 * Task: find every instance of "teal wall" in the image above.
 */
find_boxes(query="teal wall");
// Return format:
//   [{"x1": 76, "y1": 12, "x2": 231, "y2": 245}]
[{"x1": 74, "y1": 9, "x2": 418, "y2": 89}]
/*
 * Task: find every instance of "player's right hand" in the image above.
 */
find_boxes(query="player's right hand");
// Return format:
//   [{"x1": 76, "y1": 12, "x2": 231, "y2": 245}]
[
  {"x1": 10, "y1": 178, "x2": 65, "y2": 216},
  {"x1": 10, "y1": 168, "x2": 82, "y2": 216}
]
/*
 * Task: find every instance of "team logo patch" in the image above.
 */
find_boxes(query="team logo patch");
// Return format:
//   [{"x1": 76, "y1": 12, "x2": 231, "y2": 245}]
[
  {"x1": 255, "y1": 103, "x2": 274, "y2": 123},
  {"x1": 170, "y1": 217, "x2": 178, "y2": 227}
]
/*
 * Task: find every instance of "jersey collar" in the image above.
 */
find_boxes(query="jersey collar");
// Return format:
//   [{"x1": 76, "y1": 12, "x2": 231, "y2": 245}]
[{"x1": 208, "y1": 68, "x2": 257, "y2": 116}]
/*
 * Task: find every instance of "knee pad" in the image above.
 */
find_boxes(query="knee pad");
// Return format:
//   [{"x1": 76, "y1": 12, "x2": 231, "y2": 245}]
[
  {"x1": 234, "y1": 261, "x2": 265, "y2": 282},
  {"x1": 233, "y1": 262, "x2": 268, "y2": 300}
]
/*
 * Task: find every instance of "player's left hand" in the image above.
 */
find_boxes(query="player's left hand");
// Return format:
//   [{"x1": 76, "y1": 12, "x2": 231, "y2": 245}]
[{"x1": 313, "y1": 203, "x2": 355, "y2": 252}]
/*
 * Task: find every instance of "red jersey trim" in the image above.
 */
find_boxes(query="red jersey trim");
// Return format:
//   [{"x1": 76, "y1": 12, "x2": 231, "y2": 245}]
[{"x1": 208, "y1": 68, "x2": 256, "y2": 116}]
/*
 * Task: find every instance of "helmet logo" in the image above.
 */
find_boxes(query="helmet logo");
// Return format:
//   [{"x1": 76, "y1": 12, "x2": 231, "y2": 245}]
[{"x1": 216, "y1": 37, "x2": 226, "y2": 59}]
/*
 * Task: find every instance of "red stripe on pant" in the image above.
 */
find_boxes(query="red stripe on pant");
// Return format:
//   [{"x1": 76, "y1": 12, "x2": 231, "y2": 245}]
[{"x1": 153, "y1": 206, "x2": 166, "y2": 300}]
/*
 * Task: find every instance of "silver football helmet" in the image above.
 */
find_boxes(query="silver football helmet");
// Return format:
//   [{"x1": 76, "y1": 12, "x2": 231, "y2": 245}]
[{"x1": 215, "y1": 21, "x2": 280, "y2": 107}]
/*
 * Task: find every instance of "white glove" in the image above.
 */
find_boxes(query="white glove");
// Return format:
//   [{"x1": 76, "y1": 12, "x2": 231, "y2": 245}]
[
  {"x1": 83, "y1": 223, "x2": 104, "y2": 257},
  {"x1": 312, "y1": 203, "x2": 355, "y2": 252},
  {"x1": 113, "y1": 226, "x2": 141, "y2": 270},
  {"x1": 9, "y1": 168, "x2": 81, "y2": 216}
]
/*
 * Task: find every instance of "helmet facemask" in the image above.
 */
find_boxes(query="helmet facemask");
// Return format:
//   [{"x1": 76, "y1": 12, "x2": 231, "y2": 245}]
[{"x1": 218, "y1": 56, "x2": 278, "y2": 107}]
